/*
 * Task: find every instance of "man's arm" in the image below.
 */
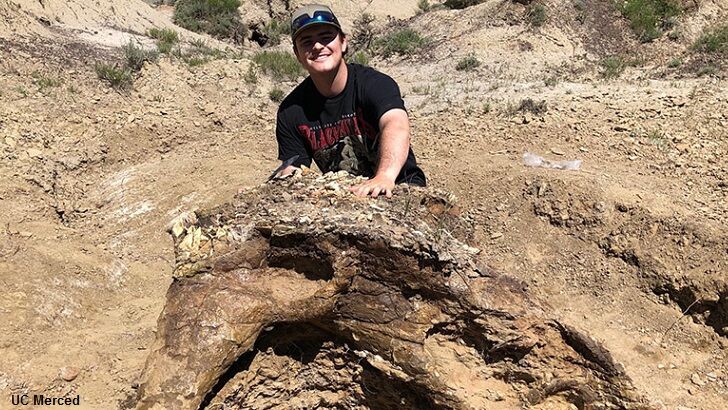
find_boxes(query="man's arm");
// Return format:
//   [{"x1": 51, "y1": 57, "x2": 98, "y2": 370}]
[{"x1": 350, "y1": 108, "x2": 410, "y2": 198}]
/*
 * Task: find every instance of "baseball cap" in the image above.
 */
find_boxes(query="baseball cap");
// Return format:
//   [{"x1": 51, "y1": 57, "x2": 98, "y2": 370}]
[{"x1": 290, "y1": 4, "x2": 342, "y2": 41}]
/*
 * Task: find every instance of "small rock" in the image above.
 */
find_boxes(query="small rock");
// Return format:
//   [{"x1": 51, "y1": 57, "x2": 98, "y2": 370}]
[
  {"x1": 550, "y1": 148, "x2": 565, "y2": 156},
  {"x1": 690, "y1": 373, "x2": 705, "y2": 387},
  {"x1": 59, "y1": 366, "x2": 80, "y2": 382},
  {"x1": 490, "y1": 232, "x2": 503, "y2": 240},
  {"x1": 675, "y1": 143, "x2": 689, "y2": 153},
  {"x1": 4, "y1": 137, "x2": 16, "y2": 148},
  {"x1": 27, "y1": 148, "x2": 43, "y2": 158}
]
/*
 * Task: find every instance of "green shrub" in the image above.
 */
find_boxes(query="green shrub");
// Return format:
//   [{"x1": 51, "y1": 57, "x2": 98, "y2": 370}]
[
  {"x1": 174, "y1": 0, "x2": 247, "y2": 43},
  {"x1": 417, "y1": 0, "x2": 432, "y2": 13},
  {"x1": 31, "y1": 71, "x2": 62, "y2": 90},
  {"x1": 252, "y1": 51, "x2": 304, "y2": 81},
  {"x1": 600, "y1": 56, "x2": 625, "y2": 79},
  {"x1": 183, "y1": 56, "x2": 207, "y2": 66},
  {"x1": 374, "y1": 28, "x2": 429, "y2": 58},
  {"x1": 619, "y1": 0, "x2": 681, "y2": 42},
  {"x1": 667, "y1": 58, "x2": 682, "y2": 68},
  {"x1": 455, "y1": 54, "x2": 480, "y2": 71},
  {"x1": 157, "y1": 41, "x2": 176, "y2": 54},
  {"x1": 693, "y1": 24, "x2": 728, "y2": 54},
  {"x1": 15, "y1": 86, "x2": 29, "y2": 98},
  {"x1": 444, "y1": 0, "x2": 484, "y2": 9},
  {"x1": 261, "y1": 18, "x2": 291, "y2": 46},
  {"x1": 148, "y1": 28, "x2": 179, "y2": 44},
  {"x1": 269, "y1": 88, "x2": 285, "y2": 102},
  {"x1": 696, "y1": 65, "x2": 717, "y2": 76},
  {"x1": 147, "y1": 28, "x2": 179, "y2": 54},
  {"x1": 349, "y1": 50, "x2": 371, "y2": 66},
  {"x1": 517, "y1": 98, "x2": 547, "y2": 115},
  {"x1": 528, "y1": 4, "x2": 547, "y2": 27},
  {"x1": 244, "y1": 64, "x2": 257, "y2": 84},
  {"x1": 544, "y1": 75, "x2": 558, "y2": 87},
  {"x1": 123, "y1": 41, "x2": 158, "y2": 71},
  {"x1": 187, "y1": 40, "x2": 225, "y2": 59},
  {"x1": 94, "y1": 63, "x2": 133, "y2": 90},
  {"x1": 411, "y1": 85, "x2": 431, "y2": 95}
]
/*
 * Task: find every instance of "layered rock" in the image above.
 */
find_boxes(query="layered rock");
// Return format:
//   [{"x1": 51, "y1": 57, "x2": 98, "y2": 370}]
[{"x1": 135, "y1": 172, "x2": 647, "y2": 409}]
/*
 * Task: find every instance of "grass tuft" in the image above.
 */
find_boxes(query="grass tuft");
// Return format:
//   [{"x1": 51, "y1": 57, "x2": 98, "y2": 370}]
[
  {"x1": 349, "y1": 50, "x2": 371, "y2": 66},
  {"x1": 455, "y1": 54, "x2": 480, "y2": 71},
  {"x1": 667, "y1": 58, "x2": 682, "y2": 68},
  {"x1": 619, "y1": 0, "x2": 681, "y2": 42},
  {"x1": 528, "y1": 4, "x2": 547, "y2": 27},
  {"x1": 94, "y1": 63, "x2": 133, "y2": 90},
  {"x1": 269, "y1": 88, "x2": 285, "y2": 102},
  {"x1": 517, "y1": 98, "x2": 548, "y2": 115},
  {"x1": 374, "y1": 28, "x2": 429, "y2": 58},
  {"x1": 174, "y1": 0, "x2": 247, "y2": 43},
  {"x1": 443, "y1": 0, "x2": 484, "y2": 9},
  {"x1": 31, "y1": 71, "x2": 62, "y2": 90},
  {"x1": 252, "y1": 51, "x2": 304, "y2": 81},
  {"x1": 693, "y1": 24, "x2": 728, "y2": 54},
  {"x1": 261, "y1": 18, "x2": 291, "y2": 46},
  {"x1": 123, "y1": 41, "x2": 159, "y2": 71},
  {"x1": 147, "y1": 28, "x2": 179, "y2": 44},
  {"x1": 600, "y1": 56, "x2": 625, "y2": 79}
]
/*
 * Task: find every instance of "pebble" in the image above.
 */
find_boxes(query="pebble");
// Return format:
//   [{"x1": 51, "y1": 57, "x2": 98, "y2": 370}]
[
  {"x1": 324, "y1": 182, "x2": 340, "y2": 191},
  {"x1": 490, "y1": 232, "x2": 503, "y2": 239},
  {"x1": 27, "y1": 148, "x2": 43, "y2": 158},
  {"x1": 690, "y1": 373, "x2": 705, "y2": 387},
  {"x1": 59, "y1": 366, "x2": 80, "y2": 382}
]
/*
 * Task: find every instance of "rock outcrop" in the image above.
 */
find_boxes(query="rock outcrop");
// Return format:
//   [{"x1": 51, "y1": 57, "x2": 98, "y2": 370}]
[{"x1": 134, "y1": 171, "x2": 647, "y2": 409}]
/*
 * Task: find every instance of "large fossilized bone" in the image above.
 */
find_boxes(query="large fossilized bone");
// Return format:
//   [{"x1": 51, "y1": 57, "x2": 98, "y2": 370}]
[{"x1": 135, "y1": 172, "x2": 647, "y2": 409}]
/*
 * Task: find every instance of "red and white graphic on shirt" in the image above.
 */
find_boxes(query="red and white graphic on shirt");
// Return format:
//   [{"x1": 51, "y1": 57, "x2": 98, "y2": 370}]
[{"x1": 296, "y1": 109, "x2": 377, "y2": 152}]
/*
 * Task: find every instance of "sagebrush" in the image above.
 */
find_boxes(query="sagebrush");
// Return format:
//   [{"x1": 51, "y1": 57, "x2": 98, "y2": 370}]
[
  {"x1": 174, "y1": 0, "x2": 247, "y2": 43},
  {"x1": 374, "y1": 29, "x2": 428, "y2": 58},
  {"x1": 252, "y1": 51, "x2": 305, "y2": 81}
]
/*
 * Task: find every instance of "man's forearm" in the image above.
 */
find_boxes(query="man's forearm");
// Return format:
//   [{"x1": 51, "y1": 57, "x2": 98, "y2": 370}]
[{"x1": 375, "y1": 113, "x2": 410, "y2": 182}]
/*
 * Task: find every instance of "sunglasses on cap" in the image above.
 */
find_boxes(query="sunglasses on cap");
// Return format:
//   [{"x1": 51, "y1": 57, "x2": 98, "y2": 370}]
[{"x1": 290, "y1": 8, "x2": 341, "y2": 40}]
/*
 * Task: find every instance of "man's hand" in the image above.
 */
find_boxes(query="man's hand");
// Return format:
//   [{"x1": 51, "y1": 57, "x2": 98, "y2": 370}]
[
  {"x1": 350, "y1": 175, "x2": 395, "y2": 198},
  {"x1": 273, "y1": 165, "x2": 299, "y2": 179},
  {"x1": 348, "y1": 109, "x2": 410, "y2": 198}
]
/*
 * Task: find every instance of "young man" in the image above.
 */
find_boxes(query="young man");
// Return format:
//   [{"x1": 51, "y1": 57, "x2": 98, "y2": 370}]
[{"x1": 274, "y1": 4, "x2": 426, "y2": 198}]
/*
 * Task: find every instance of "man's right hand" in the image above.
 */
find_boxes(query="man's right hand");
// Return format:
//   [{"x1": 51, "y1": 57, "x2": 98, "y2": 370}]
[{"x1": 274, "y1": 165, "x2": 299, "y2": 179}]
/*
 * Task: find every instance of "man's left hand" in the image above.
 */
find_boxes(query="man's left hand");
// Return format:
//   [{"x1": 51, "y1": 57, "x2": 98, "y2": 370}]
[{"x1": 350, "y1": 175, "x2": 395, "y2": 198}]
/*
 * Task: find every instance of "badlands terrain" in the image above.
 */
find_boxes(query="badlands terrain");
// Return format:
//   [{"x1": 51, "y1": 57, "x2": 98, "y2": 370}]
[{"x1": 0, "y1": 0, "x2": 727, "y2": 408}]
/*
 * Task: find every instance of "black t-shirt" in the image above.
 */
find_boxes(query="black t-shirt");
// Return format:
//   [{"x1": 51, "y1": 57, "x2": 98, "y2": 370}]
[{"x1": 276, "y1": 63, "x2": 426, "y2": 186}]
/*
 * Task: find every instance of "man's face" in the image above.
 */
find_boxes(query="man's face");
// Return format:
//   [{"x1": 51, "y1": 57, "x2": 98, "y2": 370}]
[{"x1": 294, "y1": 25, "x2": 347, "y2": 75}]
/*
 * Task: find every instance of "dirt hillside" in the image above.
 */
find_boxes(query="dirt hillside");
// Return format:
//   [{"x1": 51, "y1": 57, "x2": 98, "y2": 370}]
[{"x1": 0, "y1": 0, "x2": 726, "y2": 409}]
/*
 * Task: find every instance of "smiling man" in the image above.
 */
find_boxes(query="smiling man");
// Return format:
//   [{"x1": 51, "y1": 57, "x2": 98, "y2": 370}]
[{"x1": 274, "y1": 4, "x2": 426, "y2": 198}]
